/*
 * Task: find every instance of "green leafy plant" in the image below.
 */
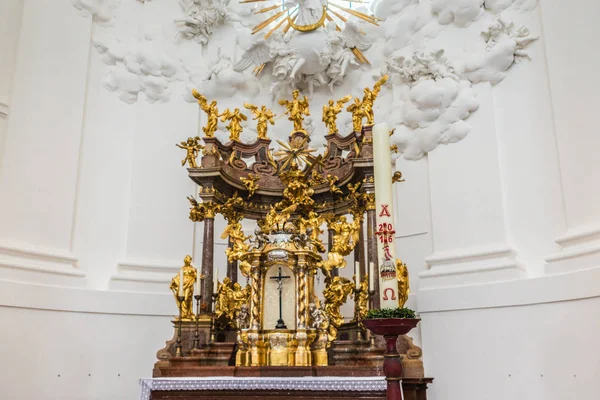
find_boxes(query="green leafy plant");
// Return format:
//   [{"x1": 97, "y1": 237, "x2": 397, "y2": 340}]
[{"x1": 365, "y1": 307, "x2": 417, "y2": 319}]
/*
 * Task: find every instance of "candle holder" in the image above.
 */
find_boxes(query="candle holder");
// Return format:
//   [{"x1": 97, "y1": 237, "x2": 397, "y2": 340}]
[
  {"x1": 192, "y1": 294, "x2": 203, "y2": 350},
  {"x1": 368, "y1": 290, "x2": 377, "y2": 346},
  {"x1": 209, "y1": 293, "x2": 218, "y2": 343},
  {"x1": 363, "y1": 318, "x2": 420, "y2": 400},
  {"x1": 175, "y1": 295, "x2": 185, "y2": 357}
]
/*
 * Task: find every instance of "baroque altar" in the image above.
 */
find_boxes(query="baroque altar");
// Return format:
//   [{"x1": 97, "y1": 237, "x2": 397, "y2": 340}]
[{"x1": 155, "y1": 74, "x2": 425, "y2": 377}]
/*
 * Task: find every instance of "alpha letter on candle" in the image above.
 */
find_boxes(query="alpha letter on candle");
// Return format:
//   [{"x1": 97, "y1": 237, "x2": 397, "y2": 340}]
[{"x1": 372, "y1": 122, "x2": 400, "y2": 308}]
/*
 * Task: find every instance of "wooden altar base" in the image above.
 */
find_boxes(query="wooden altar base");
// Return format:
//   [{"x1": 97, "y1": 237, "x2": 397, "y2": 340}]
[
  {"x1": 146, "y1": 377, "x2": 432, "y2": 400},
  {"x1": 150, "y1": 366, "x2": 432, "y2": 399}
]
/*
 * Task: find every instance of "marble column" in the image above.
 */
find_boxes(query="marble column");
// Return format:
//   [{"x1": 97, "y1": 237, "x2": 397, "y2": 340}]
[
  {"x1": 367, "y1": 207, "x2": 380, "y2": 309},
  {"x1": 201, "y1": 216, "x2": 215, "y2": 313},
  {"x1": 354, "y1": 216, "x2": 366, "y2": 278},
  {"x1": 227, "y1": 237, "x2": 238, "y2": 283}
]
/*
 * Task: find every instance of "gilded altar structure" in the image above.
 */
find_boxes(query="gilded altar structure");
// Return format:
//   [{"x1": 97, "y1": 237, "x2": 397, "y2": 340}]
[{"x1": 156, "y1": 76, "x2": 420, "y2": 372}]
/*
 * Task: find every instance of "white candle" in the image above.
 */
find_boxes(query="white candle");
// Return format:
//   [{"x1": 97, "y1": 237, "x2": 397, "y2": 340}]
[
  {"x1": 195, "y1": 267, "x2": 201, "y2": 296},
  {"x1": 369, "y1": 261, "x2": 375, "y2": 291},
  {"x1": 355, "y1": 261, "x2": 360, "y2": 289},
  {"x1": 373, "y1": 122, "x2": 400, "y2": 308},
  {"x1": 213, "y1": 268, "x2": 218, "y2": 292},
  {"x1": 178, "y1": 269, "x2": 184, "y2": 297}
]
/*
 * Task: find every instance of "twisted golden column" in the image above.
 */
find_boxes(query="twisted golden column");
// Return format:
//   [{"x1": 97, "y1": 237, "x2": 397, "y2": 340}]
[
  {"x1": 298, "y1": 267, "x2": 306, "y2": 328},
  {"x1": 251, "y1": 265, "x2": 261, "y2": 329}
]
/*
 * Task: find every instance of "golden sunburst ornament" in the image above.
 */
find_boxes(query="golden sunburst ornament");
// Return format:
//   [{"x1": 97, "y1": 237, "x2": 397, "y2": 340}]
[
  {"x1": 274, "y1": 136, "x2": 317, "y2": 171},
  {"x1": 242, "y1": 0, "x2": 377, "y2": 38}
]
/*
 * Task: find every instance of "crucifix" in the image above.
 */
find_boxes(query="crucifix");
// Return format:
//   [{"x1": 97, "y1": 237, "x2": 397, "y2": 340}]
[{"x1": 270, "y1": 266, "x2": 291, "y2": 329}]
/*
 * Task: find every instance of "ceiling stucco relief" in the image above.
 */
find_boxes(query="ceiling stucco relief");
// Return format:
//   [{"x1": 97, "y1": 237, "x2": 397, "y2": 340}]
[
  {"x1": 74, "y1": 0, "x2": 540, "y2": 160},
  {"x1": 461, "y1": 17, "x2": 539, "y2": 84},
  {"x1": 72, "y1": 0, "x2": 120, "y2": 25}
]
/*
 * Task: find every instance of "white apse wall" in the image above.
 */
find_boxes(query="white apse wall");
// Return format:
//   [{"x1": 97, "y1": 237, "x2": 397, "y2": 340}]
[{"x1": 0, "y1": 0, "x2": 599, "y2": 399}]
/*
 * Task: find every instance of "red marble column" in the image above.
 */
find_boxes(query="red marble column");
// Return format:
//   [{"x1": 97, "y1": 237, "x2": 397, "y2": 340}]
[
  {"x1": 367, "y1": 208, "x2": 380, "y2": 309},
  {"x1": 227, "y1": 237, "x2": 238, "y2": 283},
  {"x1": 201, "y1": 216, "x2": 215, "y2": 314}
]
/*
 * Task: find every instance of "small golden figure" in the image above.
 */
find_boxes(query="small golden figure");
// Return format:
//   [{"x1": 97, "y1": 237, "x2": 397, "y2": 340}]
[
  {"x1": 396, "y1": 259, "x2": 410, "y2": 308},
  {"x1": 347, "y1": 97, "x2": 366, "y2": 133},
  {"x1": 362, "y1": 74, "x2": 388, "y2": 125},
  {"x1": 299, "y1": 211, "x2": 326, "y2": 253},
  {"x1": 169, "y1": 255, "x2": 198, "y2": 320},
  {"x1": 322, "y1": 95, "x2": 352, "y2": 134},
  {"x1": 354, "y1": 275, "x2": 369, "y2": 321},
  {"x1": 176, "y1": 137, "x2": 204, "y2": 168},
  {"x1": 326, "y1": 174, "x2": 343, "y2": 195},
  {"x1": 240, "y1": 173, "x2": 260, "y2": 198},
  {"x1": 279, "y1": 89, "x2": 310, "y2": 132},
  {"x1": 220, "y1": 108, "x2": 247, "y2": 142},
  {"x1": 319, "y1": 215, "x2": 362, "y2": 274},
  {"x1": 392, "y1": 171, "x2": 405, "y2": 183},
  {"x1": 214, "y1": 277, "x2": 251, "y2": 328},
  {"x1": 193, "y1": 90, "x2": 220, "y2": 138},
  {"x1": 244, "y1": 103, "x2": 276, "y2": 139},
  {"x1": 222, "y1": 221, "x2": 251, "y2": 264}
]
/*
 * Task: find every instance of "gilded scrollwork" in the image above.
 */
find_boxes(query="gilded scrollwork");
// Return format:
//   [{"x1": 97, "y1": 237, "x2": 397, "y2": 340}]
[{"x1": 187, "y1": 196, "x2": 220, "y2": 222}]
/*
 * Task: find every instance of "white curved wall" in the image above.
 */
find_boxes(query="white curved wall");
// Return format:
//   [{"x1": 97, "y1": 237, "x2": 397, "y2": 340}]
[{"x1": 0, "y1": 0, "x2": 599, "y2": 399}]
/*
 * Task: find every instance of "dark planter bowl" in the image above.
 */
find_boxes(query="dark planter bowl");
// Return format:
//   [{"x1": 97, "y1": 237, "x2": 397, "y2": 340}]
[{"x1": 362, "y1": 318, "x2": 420, "y2": 336}]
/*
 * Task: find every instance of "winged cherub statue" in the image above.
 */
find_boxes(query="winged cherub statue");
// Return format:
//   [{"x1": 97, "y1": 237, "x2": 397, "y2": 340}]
[
  {"x1": 244, "y1": 103, "x2": 276, "y2": 139},
  {"x1": 322, "y1": 95, "x2": 352, "y2": 134},
  {"x1": 279, "y1": 90, "x2": 311, "y2": 132}
]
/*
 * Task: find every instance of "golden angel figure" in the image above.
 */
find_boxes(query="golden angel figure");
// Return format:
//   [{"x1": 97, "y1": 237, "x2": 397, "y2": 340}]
[
  {"x1": 169, "y1": 255, "x2": 198, "y2": 320},
  {"x1": 244, "y1": 103, "x2": 276, "y2": 139},
  {"x1": 176, "y1": 137, "x2": 204, "y2": 168},
  {"x1": 346, "y1": 97, "x2": 366, "y2": 133},
  {"x1": 193, "y1": 90, "x2": 220, "y2": 138},
  {"x1": 323, "y1": 276, "x2": 354, "y2": 342},
  {"x1": 299, "y1": 211, "x2": 326, "y2": 253},
  {"x1": 362, "y1": 74, "x2": 388, "y2": 125},
  {"x1": 279, "y1": 89, "x2": 310, "y2": 132},
  {"x1": 220, "y1": 108, "x2": 247, "y2": 142},
  {"x1": 214, "y1": 277, "x2": 232, "y2": 321},
  {"x1": 322, "y1": 95, "x2": 351, "y2": 134},
  {"x1": 396, "y1": 260, "x2": 410, "y2": 308},
  {"x1": 240, "y1": 173, "x2": 260, "y2": 198},
  {"x1": 222, "y1": 221, "x2": 251, "y2": 263}
]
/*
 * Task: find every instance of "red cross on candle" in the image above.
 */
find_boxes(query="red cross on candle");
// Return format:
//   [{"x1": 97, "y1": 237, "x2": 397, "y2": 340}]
[
  {"x1": 376, "y1": 223, "x2": 396, "y2": 261},
  {"x1": 376, "y1": 223, "x2": 396, "y2": 243}
]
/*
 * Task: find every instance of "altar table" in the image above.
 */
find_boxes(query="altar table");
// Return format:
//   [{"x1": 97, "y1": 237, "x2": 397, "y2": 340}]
[{"x1": 140, "y1": 376, "x2": 393, "y2": 400}]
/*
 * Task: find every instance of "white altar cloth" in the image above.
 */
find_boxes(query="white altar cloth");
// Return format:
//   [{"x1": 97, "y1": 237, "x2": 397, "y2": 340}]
[{"x1": 139, "y1": 376, "x2": 388, "y2": 400}]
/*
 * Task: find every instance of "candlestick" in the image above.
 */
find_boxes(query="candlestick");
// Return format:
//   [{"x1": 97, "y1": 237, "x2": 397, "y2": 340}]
[
  {"x1": 355, "y1": 261, "x2": 360, "y2": 289},
  {"x1": 175, "y1": 295, "x2": 184, "y2": 357},
  {"x1": 178, "y1": 270, "x2": 184, "y2": 297},
  {"x1": 373, "y1": 122, "x2": 400, "y2": 309}
]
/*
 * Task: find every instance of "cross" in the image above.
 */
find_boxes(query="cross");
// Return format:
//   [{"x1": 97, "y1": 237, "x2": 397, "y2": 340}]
[
  {"x1": 270, "y1": 266, "x2": 291, "y2": 329},
  {"x1": 376, "y1": 223, "x2": 396, "y2": 261}
]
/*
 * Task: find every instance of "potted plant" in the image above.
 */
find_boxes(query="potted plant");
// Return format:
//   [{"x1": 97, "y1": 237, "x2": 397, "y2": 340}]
[{"x1": 363, "y1": 307, "x2": 420, "y2": 400}]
